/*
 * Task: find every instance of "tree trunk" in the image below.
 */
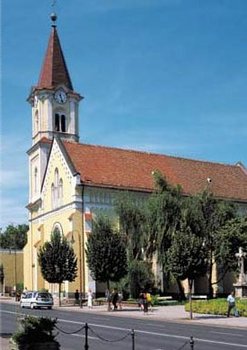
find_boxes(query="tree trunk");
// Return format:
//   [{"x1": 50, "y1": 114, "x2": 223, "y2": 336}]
[
  {"x1": 188, "y1": 279, "x2": 193, "y2": 320},
  {"x1": 107, "y1": 280, "x2": 111, "y2": 311},
  {"x1": 58, "y1": 283, "x2": 61, "y2": 307},
  {"x1": 208, "y1": 251, "x2": 214, "y2": 298},
  {"x1": 176, "y1": 278, "x2": 186, "y2": 301}
]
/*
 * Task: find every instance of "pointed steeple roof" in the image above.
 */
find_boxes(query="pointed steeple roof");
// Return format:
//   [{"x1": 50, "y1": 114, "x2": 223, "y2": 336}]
[{"x1": 37, "y1": 25, "x2": 73, "y2": 90}]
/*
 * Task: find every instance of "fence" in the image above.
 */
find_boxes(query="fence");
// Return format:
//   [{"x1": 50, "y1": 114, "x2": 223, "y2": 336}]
[{"x1": 55, "y1": 322, "x2": 195, "y2": 349}]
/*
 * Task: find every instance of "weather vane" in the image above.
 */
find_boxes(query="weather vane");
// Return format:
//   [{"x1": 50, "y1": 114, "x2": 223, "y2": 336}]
[{"x1": 50, "y1": 0, "x2": 58, "y2": 25}]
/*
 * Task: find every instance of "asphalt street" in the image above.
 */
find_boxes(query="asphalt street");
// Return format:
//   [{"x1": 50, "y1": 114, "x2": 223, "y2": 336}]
[{"x1": 1, "y1": 302, "x2": 247, "y2": 350}]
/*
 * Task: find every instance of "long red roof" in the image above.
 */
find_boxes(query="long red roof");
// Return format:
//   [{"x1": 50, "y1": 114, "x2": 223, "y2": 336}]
[{"x1": 62, "y1": 141, "x2": 247, "y2": 202}]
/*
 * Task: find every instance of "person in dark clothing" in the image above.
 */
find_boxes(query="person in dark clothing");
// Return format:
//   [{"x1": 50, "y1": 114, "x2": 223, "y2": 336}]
[
  {"x1": 74, "y1": 289, "x2": 79, "y2": 305},
  {"x1": 112, "y1": 289, "x2": 118, "y2": 310},
  {"x1": 138, "y1": 291, "x2": 144, "y2": 310},
  {"x1": 143, "y1": 291, "x2": 148, "y2": 314}
]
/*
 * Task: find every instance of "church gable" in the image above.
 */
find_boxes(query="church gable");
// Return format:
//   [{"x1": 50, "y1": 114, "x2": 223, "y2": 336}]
[{"x1": 42, "y1": 138, "x2": 80, "y2": 213}]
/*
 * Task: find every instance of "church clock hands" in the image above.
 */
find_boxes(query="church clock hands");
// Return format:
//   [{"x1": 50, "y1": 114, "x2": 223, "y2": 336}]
[{"x1": 54, "y1": 89, "x2": 67, "y2": 104}]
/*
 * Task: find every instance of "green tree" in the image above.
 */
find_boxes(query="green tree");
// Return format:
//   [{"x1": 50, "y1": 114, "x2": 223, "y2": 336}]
[
  {"x1": 115, "y1": 192, "x2": 145, "y2": 261},
  {"x1": 86, "y1": 216, "x2": 128, "y2": 290},
  {"x1": 215, "y1": 216, "x2": 247, "y2": 282},
  {"x1": 196, "y1": 191, "x2": 236, "y2": 297},
  {"x1": 128, "y1": 260, "x2": 154, "y2": 298},
  {"x1": 38, "y1": 229, "x2": 77, "y2": 306},
  {"x1": 144, "y1": 171, "x2": 184, "y2": 297},
  {"x1": 115, "y1": 193, "x2": 155, "y2": 298},
  {"x1": 0, "y1": 224, "x2": 28, "y2": 250},
  {"x1": 166, "y1": 225, "x2": 208, "y2": 319}
]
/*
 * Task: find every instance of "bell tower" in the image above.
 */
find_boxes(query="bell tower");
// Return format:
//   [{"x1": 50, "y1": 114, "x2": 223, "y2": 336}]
[{"x1": 27, "y1": 13, "x2": 83, "y2": 204}]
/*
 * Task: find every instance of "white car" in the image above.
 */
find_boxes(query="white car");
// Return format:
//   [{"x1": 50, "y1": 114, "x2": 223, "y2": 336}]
[{"x1": 20, "y1": 291, "x2": 53, "y2": 309}]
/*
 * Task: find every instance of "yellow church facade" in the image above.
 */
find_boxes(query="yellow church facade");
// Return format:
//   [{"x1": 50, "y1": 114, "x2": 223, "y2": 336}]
[{"x1": 23, "y1": 15, "x2": 247, "y2": 298}]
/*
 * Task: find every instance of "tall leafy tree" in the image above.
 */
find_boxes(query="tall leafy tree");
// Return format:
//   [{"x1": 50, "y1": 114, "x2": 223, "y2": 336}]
[
  {"x1": 128, "y1": 260, "x2": 154, "y2": 298},
  {"x1": 115, "y1": 193, "x2": 154, "y2": 297},
  {"x1": 215, "y1": 216, "x2": 247, "y2": 282},
  {"x1": 86, "y1": 216, "x2": 128, "y2": 290},
  {"x1": 166, "y1": 227, "x2": 208, "y2": 319},
  {"x1": 0, "y1": 224, "x2": 28, "y2": 250},
  {"x1": 166, "y1": 196, "x2": 209, "y2": 316},
  {"x1": 144, "y1": 171, "x2": 184, "y2": 297},
  {"x1": 196, "y1": 191, "x2": 236, "y2": 297},
  {"x1": 38, "y1": 229, "x2": 77, "y2": 306},
  {"x1": 115, "y1": 192, "x2": 145, "y2": 261}
]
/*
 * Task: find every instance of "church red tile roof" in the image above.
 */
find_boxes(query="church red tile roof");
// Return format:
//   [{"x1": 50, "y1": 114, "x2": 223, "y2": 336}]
[
  {"x1": 62, "y1": 141, "x2": 247, "y2": 202},
  {"x1": 37, "y1": 26, "x2": 73, "y2": 90}
]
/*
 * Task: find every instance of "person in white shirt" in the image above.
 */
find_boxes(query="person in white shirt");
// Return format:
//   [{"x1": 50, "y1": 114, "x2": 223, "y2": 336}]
[
  {"x1": 87, "y1": 289, "x2": 93, "y2": 309},
  {"x1": 227, "y1": 291, "x2": 235, "y2": 317}
]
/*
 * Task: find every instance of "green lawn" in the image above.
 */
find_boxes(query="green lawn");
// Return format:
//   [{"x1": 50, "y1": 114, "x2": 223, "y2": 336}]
[{"x1": 184, "y1": 298, "x2": 247, "y2": 317}]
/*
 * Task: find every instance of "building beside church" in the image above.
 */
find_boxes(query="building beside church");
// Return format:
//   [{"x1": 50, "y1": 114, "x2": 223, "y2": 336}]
[
  {"x1": 0, "y1": 249, "x2": 23, "y2": 295},
  {"x1": 23, "y1": 15, "x2": 247, "y2": 297}
]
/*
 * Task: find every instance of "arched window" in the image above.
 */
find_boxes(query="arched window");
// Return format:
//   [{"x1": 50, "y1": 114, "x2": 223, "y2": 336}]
[
  {"x1": 55, "y1": 168, "x2": 59, "y2": 187},
  {"x1": 59, "y1": 178, "x2": 63, "y2": 206},
  {"x1": 34, "y1": 167, "x2": 38, "y2": 194},
  {"x1": 51, "y1": 169, "x2": 63, "y2": 209},
  {"x1": 53, "y1": 223, "x2": 63, "y2": 235},
  {"x1": 61, "y1": 115, "x2": 66, "y2": 132},
  {"x1": 55, "y1": 113, "x2": 60, "y2": 131},
  {"x1": 54, "y1": 113, "x2": 66, "y2": 132},
  {"x1": 51, "y1": 183, "x2": 55, "y2": 209},
  {"x1": 34, "y1": 111, "x2": 39, "y2": 134}
]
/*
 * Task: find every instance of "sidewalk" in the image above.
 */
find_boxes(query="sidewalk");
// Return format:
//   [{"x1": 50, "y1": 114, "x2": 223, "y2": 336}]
[
  {"x1": 57, "y1": 302, "x2": 247, "y2": 328},
  {"x1": 1, "y1": 298, "x2": 247, "y2": 349}
]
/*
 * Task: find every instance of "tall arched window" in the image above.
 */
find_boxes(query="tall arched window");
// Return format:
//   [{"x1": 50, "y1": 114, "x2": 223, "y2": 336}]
[
  {"x1": 34, "y1": 167, "x2": 38, "y2": 194},
  {"x1": 61, "y1": 115, "x2": 66, "y2": 132},
  {"x1": 59, "y1": 178, "x2": 63, "y2": 206},
  {"x1": 51, "y1": 169, "x2": 63, "y2": 209},
  {"x1": 54, "y1": 168, "x2": 59, "y2": 187},
  {"x1": 34, "y1": 111, "x2": 39, "y2": 135},
  {"x1": 51, "y1": 183, "x2": 55, "y2": 209},
  {"x1": 54, "y1": 113, "x2": 66, "y2": 132}
]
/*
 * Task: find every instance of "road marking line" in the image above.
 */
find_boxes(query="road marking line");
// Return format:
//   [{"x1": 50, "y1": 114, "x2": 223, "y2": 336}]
[
  {"x1": 60, "y1": 333, "x2": 98, "y2": 341},
  {"x1": 2, "y1": 310, "x2": 247, "y2": 348},
  {"x1": 211, "y1": 331, "x2": 243, "y2": 337}
]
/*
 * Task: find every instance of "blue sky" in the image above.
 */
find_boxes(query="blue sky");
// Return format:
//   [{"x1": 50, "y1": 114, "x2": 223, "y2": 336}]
[{"x1": 1, "y1": 0, "x2": 247, "y2": 228}]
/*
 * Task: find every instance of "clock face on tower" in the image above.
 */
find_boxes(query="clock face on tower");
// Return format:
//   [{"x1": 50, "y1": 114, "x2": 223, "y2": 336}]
[{"x1": 54, "y1": 89, "x2": 67, "y2": 104}]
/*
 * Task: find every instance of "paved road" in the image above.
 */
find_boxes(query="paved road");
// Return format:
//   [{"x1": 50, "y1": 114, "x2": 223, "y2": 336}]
[{"x1": 1, "y1": 301, "x2": 247, "y2": 350}]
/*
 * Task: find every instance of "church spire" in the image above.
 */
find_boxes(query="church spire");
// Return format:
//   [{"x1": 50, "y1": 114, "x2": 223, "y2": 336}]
[{"x1": 37, "y1": 14, "x2": 73, "y2": 90}]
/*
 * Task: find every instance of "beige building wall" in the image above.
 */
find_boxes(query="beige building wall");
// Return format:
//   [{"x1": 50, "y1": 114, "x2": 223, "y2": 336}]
[
  {"x1": 25, "y1": 139, "x2": 86, "y2": 297},
  {"x1": 0, "y1": 249, "x2": 23, "y2": 293}
]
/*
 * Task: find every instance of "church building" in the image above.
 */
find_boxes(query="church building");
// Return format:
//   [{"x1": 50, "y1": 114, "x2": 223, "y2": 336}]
[{"x1": 24, "y1": 15, "x2": 247, "y2": 297}]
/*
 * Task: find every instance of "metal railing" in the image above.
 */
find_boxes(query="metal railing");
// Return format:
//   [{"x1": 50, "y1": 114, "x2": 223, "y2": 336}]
[{"x1": 55, "y1": 322, "x2": 195, "y2": 349}]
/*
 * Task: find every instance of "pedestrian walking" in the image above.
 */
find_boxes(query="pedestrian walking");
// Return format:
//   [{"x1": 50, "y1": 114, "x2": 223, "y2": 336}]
[
  {"x1": 227, "y1": 291, "x2": 235, "y2": 317},
  {"x1": 143, "y1": 291, "x2": 148, "y2": 314},
  {"x1": 105, "y1": 289, "x2": 111, "y2": 311},
  {"x1": 112, "y1": 289, "x2": 118, "y2": 310},
  {"x1": 138, "y1": 291, "x2": 144, "y2": 311},
  {"x1": 118, "y1": 291, "x2": 123, "y2": 310},
  {"x1": 146, "y1": 291, "x2": 152, "y2": 311},
  {"x1": 74, "y1": 289, "x2": 79, "y2": 305},
  {"x1": 87, "y1": 289, "x2": 93, "y2": 308}
]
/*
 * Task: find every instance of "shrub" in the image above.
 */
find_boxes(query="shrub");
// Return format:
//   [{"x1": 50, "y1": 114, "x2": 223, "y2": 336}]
[
  {"x1": 12, "y1": 316, "x2": 60, "y2": 347},
  {"x1": 184, "y1": 298, "x2": 247, "y2": 317}
]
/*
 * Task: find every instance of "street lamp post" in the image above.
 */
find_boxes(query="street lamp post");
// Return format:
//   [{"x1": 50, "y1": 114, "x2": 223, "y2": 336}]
[{"x1": 71, "y1": 230, "x2": 83, "y2": 308}]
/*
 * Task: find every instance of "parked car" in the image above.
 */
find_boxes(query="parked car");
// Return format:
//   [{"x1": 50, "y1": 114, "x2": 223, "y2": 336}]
[{"x1": 20, "y1": 291, "x2": 53, "y2": 309}]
